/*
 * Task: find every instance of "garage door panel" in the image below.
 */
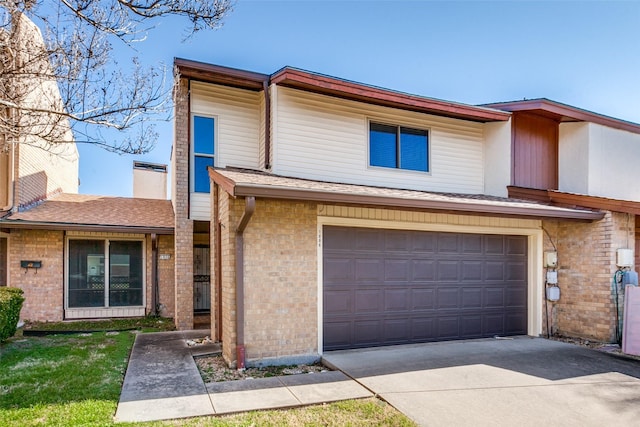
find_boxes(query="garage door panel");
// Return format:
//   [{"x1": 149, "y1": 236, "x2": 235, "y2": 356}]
[
  {"x1": 324, "y1": 290, "x2": 352, "y2": 315},
  {"x1": 437, "y1": 317, "x2": 460, "y2": 338},
  {"x1": 411, "y1": 288, "x2": 436, "y2": 310},
  {"x1": 462, "y1": 234, "x2": 483, "y2": 253},
  {"x1": 438, "y1": 260, "x2": 459, "y2": 281},
  {"x1": 412, "y1": 260, "x2": 436, "y2": 281},
  {"x1": 324, "y1": 321, "x2": 352, "y2": 348},
  {"x1": 355, "y1": 258, "x2": 383, "y2": 281},
  {"x1": 324, "y1": 258, "x2": 354, "y2": 282},
  {"x1": 485, "y1": 261, "x2": 505, "y2": 280},
  {"x1": 353, "y1": 320, "x2": 381, "y2": 345},
  {"x1": 485, "y1": 288, "x2": 505, "y2": 307},
  {"x1": 385, "y1": 231, "x2": 411, "y2": 251},
  {"x1": 354, "y1": 289, "x2": 382, "y2": 313},
  {"x1": 385, "y1": 259, "x2": 410, "y2": 281},
  {"x1": 384, "y1": 289, "x2": 409, "y2": 311},
  {"x1": 383, "y1": 319, "x2": 409, "y2": 342},
  {"x1": 355, "y1": 228, "x2": 383, "y2": 251},
  {"x1": 437, "y1": 288, "x2": 459, "y2": 309},
  {"x1": 460, "y1": 315, "x2": 483, "y2": 337},
  {"x1": 462, "y1": 261, "x2": 483, "y2": 280},
  {"x1": 461, "y1": 288, "x2": 482, "y2": 308},
  {"x1": 507, "y1": 262, "x2": 527, "y2": 281},
  {"x1": 323, "y1": 227, "x2": 528, "y2": 350},
  {"x1": 411, "y1": 232, "x2": 437, "y2": 252}
]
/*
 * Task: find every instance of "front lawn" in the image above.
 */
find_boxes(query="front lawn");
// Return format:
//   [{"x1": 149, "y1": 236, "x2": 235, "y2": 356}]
[{"x1": 1, "y1": 331, "x2": 415, "y2": 426}]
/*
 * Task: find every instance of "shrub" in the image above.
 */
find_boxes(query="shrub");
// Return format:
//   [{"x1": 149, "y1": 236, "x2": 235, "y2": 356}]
[{"x1": 0, "y1": 287, "x2": 25, "y2": 342}]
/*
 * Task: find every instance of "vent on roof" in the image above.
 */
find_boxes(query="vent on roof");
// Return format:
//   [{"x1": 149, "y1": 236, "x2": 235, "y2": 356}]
[{"x1": 133, "y1": 161, "x2": 167, "y2": 200}]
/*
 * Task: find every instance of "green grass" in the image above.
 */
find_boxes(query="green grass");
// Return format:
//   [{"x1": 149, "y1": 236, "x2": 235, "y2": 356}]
[
  {"x1": 1, "y1": 332, "x2": 416, "y2": 426},
  {"x1": 23, "y1": 316, "x2": 176, "y2": 333}
]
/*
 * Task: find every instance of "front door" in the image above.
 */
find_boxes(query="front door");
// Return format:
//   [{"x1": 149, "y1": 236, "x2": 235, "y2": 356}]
[{"x1": 193, "y1": 246, "x2": 211, "y2": 312}]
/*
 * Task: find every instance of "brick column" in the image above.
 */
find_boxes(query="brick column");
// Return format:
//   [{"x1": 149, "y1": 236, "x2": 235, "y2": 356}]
[{"x1": 173, "y1": 77, "x2": 194, "y2": 330}]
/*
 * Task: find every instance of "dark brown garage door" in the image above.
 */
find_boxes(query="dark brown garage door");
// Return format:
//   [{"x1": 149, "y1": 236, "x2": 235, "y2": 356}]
[{"x1": 323, "y1": 226, "x2": 528, "y2": 351}]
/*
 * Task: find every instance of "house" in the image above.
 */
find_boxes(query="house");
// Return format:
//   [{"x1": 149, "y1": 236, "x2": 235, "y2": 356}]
[
  {"x1": 0, "y1": 15, "x2": 176, "y2": 323},
  {"x1": 172, "y1": 58, "x2": 640, "y2": 368}
]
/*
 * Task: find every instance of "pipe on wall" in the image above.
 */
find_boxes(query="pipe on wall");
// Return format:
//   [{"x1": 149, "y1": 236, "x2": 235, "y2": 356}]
[
  {"x1": 235, "y1": 196, "x2": 255, "y2": 369},
  {"x1": 151, "y1": 233, "x2": 159, "y2": 316},
  {"x1": 263, "y1": 80, "x2": 271, "y2": 170}
]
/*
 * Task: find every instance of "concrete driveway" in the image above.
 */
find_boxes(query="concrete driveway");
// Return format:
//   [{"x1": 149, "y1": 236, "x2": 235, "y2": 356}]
[{"x1": 322, "y1": 337, "x2": 640, "y2": 427}]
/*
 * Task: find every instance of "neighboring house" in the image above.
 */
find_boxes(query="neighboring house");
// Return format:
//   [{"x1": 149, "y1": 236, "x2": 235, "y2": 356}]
[
  {"x1": 0, "y1": 15, "x2": 176, "y2": 323},
  {"x1": 172, "y1": 58, "x2": 640, "y2": 368}
]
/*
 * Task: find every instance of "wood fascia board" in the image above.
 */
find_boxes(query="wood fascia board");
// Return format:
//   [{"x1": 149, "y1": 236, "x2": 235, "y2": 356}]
[
  {"x1": 175, "y1": 58, "x2": 268, "y2": 91},
  {"x1": 548, "y1": 191, "x2": 640, "y2": 216},
  {"x1": 487, "y1": 99, "x2": 640, "y2": 135},
  {"x1": 0, "y1": 221, "x2": 174, "y2": 234},
  {"x1": 232, "y1": 183, "x2": 604, "y2": 221},
  {"x1": 209, "y1": 168, "x2": 238, "y2": 197},
  {"x1": 271, "y1": 68, "x2": 511, "y2": 123}
]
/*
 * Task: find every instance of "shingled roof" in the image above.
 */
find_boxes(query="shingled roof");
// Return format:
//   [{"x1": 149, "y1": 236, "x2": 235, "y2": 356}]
[
  {"x1": 0, "y1": 193, "x2": 174, "y2": 234},
  {"x1": 209, "y1": 167, "x2": 605, "y2": 221}
]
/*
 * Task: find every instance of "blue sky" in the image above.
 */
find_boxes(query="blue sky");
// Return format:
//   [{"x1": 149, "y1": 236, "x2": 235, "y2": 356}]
[{"x1": 77, "y1": 0, "x2": 640, "y2": 197}]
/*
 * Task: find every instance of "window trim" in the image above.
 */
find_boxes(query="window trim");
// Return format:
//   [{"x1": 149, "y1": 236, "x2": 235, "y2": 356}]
[
  {"x1": 190, "y1": 113, "x2": 218, "y2": 193},
  {"x1": 367, "y1": 119, "x2": 431, "y2": 174},
  {"x1": 64, "y1": 236, "x2": 146, "y2": 312}
]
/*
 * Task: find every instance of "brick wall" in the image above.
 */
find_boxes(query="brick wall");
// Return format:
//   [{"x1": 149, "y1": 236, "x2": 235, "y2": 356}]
[
  {"x1": 217, "y1": 195, "x2": 318, "y2": 365},
  {"x1": 543, "y1": 212, "x2": 635, "y2": 342},
  {"x1": 8, "y1": 229, "x2": 64, "y2": 321},
  {"x1": 173, "y1": 76, "x2": 194, "y2": 330},
  {"x1": 157, "y1": 234, "x2": 176, "y2": 317}
]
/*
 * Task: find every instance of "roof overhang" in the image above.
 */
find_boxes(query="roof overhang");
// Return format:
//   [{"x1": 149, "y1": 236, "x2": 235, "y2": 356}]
[
  {"x1": 270, "y1": 67, "x2": 511, "y2": 123},
  {"x1": 174, "y1": 58, "x2": 269, "y2": 91},
  {"x1": 211, "y1": 168, "x2": 604, "y2": 222},
  {"x1": 174, "y1": 58, "x2": 512, "y2": 123},
  {"x1": 508, "y1": 186, "x2": 640, "y2": 216},
  {"x1": 484, "y1": 99, "x2": 640, "y2": 135},
  {"x1": 0, "y1": 220, "x2": 173, "y2": 235}
]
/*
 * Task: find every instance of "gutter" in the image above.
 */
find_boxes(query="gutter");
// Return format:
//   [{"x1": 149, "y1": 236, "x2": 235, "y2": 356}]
[
  {"x1": 0, "y1": 220, "x2": 174, "y2": 234},
  {"x1": 235, "y1": 196, "x2": 255, "y2": 369},
  {"x1": 263, "y1": 80, "x2": 271, "y2": 170}
]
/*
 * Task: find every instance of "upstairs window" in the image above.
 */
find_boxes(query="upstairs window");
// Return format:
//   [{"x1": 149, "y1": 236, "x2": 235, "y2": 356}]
[
  {"x1": 193, "y1": 115, "x2": 215, "y2": 193},
  {"x1": 369, "y1": 122, "x2": 429, "y2": 172}
]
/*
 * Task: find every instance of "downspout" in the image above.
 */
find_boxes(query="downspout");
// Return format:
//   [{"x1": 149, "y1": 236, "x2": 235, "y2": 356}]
[
  {"x1": 235, "y1": 196, "x2": 255, "y2": 369},
  {"x1": 151, "y1": 233, "x2": 159, "y2": 315},
  {"x1": 263, "y1": 79, "x2": 271, "y2": 170}
]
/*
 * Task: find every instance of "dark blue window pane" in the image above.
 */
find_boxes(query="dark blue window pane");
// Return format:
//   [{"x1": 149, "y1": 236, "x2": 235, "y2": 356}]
[
  {"x1": 370, "y1": 123, "x2": 397, "y2": 168},
  {"x1": 400, "y1": 127, "x2": 428, "y2": 172},
  {"x1": 194, "y1": 156, "x2": 214, "y2": 193},
  {"x1": 194, "y1": 116, "x2": 214, "y2": 155}
]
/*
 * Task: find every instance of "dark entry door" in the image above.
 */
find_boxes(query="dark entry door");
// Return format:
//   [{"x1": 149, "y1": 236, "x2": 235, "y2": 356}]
[
  {"x1": 0, "y1": 237, "x2": 6, "y2": 287},
  {"x1": 193, "y1": 246, "x2": 211, "y2": 312},
  {"x1": 323, "y1": 226, "x2": 528, "y2": 351}
]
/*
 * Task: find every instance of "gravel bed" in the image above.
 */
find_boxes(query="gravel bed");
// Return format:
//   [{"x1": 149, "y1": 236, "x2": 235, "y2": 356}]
[{"x1": 195, "y1": 355, "x2": 330, "y2": 382}]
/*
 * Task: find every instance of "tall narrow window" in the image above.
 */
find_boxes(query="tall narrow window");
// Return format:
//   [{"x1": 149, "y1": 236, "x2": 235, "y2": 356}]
[
  {"x1": 369, "y1": 122, "x2": 429, "y2": 172},
  {"x1": 193, "y1": 115, "x2": 215, "y2": 193}
]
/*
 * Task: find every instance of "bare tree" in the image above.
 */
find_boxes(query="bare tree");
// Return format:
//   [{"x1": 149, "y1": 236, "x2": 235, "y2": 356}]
[{"x1": 0, "y1": 0, "x2": 233, "y2": 154}]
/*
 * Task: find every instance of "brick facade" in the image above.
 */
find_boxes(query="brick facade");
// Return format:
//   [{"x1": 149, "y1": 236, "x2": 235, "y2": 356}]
[
  {"x1": 8, "y1": 229, "x2": 64, "y2": 321},
  {"x1": 173, "y1": 77, "x2": 194, "y2": 330},
  {"x1": 543, "y1": 212, "x2": 635, "y2": 342},
  {"x1": 8, "y1": 229, "x2": 175, "y2": 322}
]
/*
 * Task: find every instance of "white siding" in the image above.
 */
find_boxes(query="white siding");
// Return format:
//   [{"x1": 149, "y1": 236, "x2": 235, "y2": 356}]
[
  {"x1": 559, "y1": 122, "x2": 590, "y2": 195},
  {"x1": 271, "y1": 86, "x2": 485, "y2": 194},
  {"x1": 483, "y1": 119, "x2": 512, "y2": 197},
  {"x1": 587, "y1": 123, "x2": 640, "y2": 201},
  {"x1": 190, "y1": 81, "x2": 261, "y2": 219}
]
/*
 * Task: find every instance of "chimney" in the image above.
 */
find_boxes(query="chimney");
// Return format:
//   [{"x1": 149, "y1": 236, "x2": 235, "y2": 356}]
[{"x1": 133, "y1": 161, "x2": 167, "y2": 199}]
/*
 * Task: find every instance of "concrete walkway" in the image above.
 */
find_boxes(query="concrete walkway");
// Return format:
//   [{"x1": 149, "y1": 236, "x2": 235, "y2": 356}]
[
  {"x1": 115, "y1": 331, "x2": 372, "y2": 423},
  {"x1": 323, "y1": 337, "x2": 640, "y2": 427}
]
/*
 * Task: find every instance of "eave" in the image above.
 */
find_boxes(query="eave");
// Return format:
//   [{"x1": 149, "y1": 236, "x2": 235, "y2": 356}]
[
  {"x1": 0, "y1": 220, "x2": 174, "y2": 235},
  {"x1": 211, "y1": 168, "x2": 604, "y2": 222},
  {"x1": 508, "y1": 186, "x2": 640, "y2": 216},
  {"x1": 271, "y1": 67, "x2": 511, "y2": 123},
  {"x1": 485, "y1": 99, "x2": 640, "y2": 135},
  {"x1": 174, "y1": 58, "x2": 269, "y2": 91}
]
